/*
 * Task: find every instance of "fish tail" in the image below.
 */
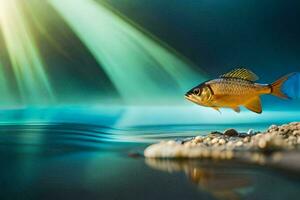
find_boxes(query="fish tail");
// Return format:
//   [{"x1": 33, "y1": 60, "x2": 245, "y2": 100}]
[{"x1": 269, "y1": 73, "x2": 296, "y2": 99}]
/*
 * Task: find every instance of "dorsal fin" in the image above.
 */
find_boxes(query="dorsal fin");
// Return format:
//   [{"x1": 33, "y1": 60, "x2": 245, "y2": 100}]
[{"x1": 220, "y1": 68, "x2": 259, "y2": 82}]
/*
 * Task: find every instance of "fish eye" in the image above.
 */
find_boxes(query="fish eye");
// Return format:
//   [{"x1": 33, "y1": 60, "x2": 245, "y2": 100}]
[{"x1": 193, "y1": 88, "x2": 201, "y2": 95}]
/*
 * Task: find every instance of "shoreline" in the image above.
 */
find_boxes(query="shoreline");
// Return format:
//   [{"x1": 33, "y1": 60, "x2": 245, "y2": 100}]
[{"x1": 144, "y1": 122, "x2": 300, "y2": 162}]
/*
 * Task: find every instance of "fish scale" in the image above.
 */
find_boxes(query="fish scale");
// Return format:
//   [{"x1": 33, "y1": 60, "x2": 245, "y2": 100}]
[{"x1": 209, "y1": 79, "x2": 256, "y2": 95}]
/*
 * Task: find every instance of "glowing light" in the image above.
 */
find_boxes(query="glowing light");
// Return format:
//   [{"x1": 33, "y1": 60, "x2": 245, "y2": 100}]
[
  {"x1": 50, "y1": 0, "x2": 207, "y2": 103},
  {"x1": 0, "y1": 61, "x2": 15, "y2": 104},
  {"x1": 0, "y1": 0, "x2": 54, "y2": 104}
]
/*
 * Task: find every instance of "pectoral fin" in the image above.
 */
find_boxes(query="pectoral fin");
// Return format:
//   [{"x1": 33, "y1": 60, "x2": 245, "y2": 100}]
[
  {"x1": 212, "y1": 107, "x2": 221, "y2": 113},
  {"x1": 231, "y1": 107, "x2": 240, "y2": 113},
  {"x1": 244, "y1": 97, "x2": 262, "y2": 114}
]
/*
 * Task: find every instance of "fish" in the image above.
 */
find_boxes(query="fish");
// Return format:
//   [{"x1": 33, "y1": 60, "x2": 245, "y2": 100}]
[{"x1": 185, "y1": 68, "x2": 297, "y2": 114}]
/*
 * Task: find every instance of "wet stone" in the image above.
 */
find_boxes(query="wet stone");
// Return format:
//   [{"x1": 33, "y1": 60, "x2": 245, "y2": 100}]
[
  {"x1": 235, "y1": 141, "x2": 243, "y2": 147},
  {"x1": 224, "y1": 129, "x2": 239, "y2": 137},
  {"x1": 243, "y1": 137, "x2": 250, "y2": 143},
  {"x1": 209, "y1": 131, "x2": 222, "y2": 135},
  {"x1": 211, "y1": 138, "x2": 219, "y2": 144},
  {"x1": 247, "y1": 129, "x2": 255, "y2": 135},
  {"x1": 269, "y1": 125, "x2": 278, "y2": 130},
  {"x1": 219, "y1": 139, "x2": 226, "y2": 145}
]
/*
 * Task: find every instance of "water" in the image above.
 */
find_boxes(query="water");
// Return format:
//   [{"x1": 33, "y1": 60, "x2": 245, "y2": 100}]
[{"x1": 0, "y1": 106, "x2": 299, "y2": 200}]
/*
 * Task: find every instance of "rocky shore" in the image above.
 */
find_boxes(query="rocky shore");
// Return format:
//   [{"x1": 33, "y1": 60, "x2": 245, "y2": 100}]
[{"x1": 144, "y1": 122, "x2": 300, "y2": 160}]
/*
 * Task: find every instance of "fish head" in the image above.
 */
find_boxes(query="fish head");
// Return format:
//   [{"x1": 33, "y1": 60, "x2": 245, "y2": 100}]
[{"x1": 185, "y1": 83, "x2": 213, "y2": 106}]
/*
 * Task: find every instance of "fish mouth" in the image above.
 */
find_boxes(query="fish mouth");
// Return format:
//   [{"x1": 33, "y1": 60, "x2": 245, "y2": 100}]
[
  {"x1": 185, "y1": 94, "x2": 198, "y2": 104},
  {"x1": 184, "y1": 93, "x2": 192, "y2": 100},
  {"x1": 185, "y1": 94, "x2": 205, "y2": 107}
]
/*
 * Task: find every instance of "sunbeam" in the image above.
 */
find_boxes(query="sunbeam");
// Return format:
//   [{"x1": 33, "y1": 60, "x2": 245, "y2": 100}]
[
  {"x1": 50, "y1": 0, "x2": 207, "y2": 104},
  {"x1": 0, "y1": 0, "x2": 54, "y2": 104}
]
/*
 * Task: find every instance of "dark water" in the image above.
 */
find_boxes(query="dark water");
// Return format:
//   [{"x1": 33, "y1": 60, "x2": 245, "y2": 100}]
[{"x1": 0, "y1": 107, "x2": 300, "y2": 200}]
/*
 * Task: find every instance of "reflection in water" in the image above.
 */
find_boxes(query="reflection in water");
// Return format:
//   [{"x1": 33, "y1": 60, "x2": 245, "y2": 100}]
[
  {"x1": 146, "y1": 159, "x2": 254, "y2": 200},
  {"x1": 0, "y1": 107, "x2": 299, "y2": 199}
]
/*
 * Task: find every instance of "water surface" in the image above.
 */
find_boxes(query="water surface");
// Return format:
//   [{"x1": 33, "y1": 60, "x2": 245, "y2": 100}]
[{"x1": 0, "y1": 106, "x2": 299, "y2": 200}]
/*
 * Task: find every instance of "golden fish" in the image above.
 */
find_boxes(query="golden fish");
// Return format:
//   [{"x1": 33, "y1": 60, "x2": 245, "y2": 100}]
[{"x1": 185, "y1": 68, "x2": 293, "y2": 114}]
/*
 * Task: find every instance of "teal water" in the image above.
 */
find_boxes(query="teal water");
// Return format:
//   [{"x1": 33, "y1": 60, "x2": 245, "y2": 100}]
[{"x1": 0, "y1": 106, "x2": 300, "y2": 200}]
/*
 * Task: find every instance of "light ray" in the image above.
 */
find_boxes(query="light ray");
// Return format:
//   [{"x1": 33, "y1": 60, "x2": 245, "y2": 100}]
[
  {"x1": 0, "y1": 0, "x2": 54, "y2": 104},
  {"x1": 0, "y1": 61, "x2": 15, "y2": 104},
  {"x1": 50, "y1": 0, "x2": 207, "y2": 103}
]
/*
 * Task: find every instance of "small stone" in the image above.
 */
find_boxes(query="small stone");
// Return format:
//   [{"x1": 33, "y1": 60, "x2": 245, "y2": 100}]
[
  {"x1": 167, "y1": 140, "x2": 176, "y2": 145},
  {"x1": 269, "y1": 125, "x2": 278, "y2": 131},
  {"x1": 288, "y1": 135, "x2": 297, "y2": 141},
  {"x1": 293, "y1": 130, "x2": 300, "y2": 136},
  {"x1": 258, "y1": 140, "x2": 267, "y2": 149},
  {"x1": 128, "y1": 152, "x2": 141, "y2": 158},
  {"x1": 254, "y1": 133, "x2": 263, "y2": 140},
  {"x1": 219, "y1": 139, "x2": 226, "y2": 145},
  {"x1": 209, "y1": 131, "x2": 222, "y2": 135},
  {"x1": 235, "y1": 141, "x2": 243, "y2": 147},
  {"x1": 243, "y1": 137, "x2": 250, "y2": 143},
  {"x1": 279, "y1": 128, "x2": 288, "y2": 134},
  {"x1": 194, "y1": 136, "x2": 203, "y2": 143},
  {"x1": 204, "y1": 137, "x2": 211, "y2": 143},
  {"x1": 224, "y1": 129, "x2": 239, "y2": 137},
  {"x1": 226, "y1": 141, "x2": 234, "y2": 148},
  {"x1": 247, "y1": 129, "x2": 255, "y2": 135},
  {"x1": 211, "y1": 138, "x2": 219, "y2": 144},
  {"x1": 184, "y1": 142, "x2": 192, "y2": 147}
]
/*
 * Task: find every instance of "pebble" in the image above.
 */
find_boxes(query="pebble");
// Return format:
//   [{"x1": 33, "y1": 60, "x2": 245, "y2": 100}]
[
  {"x1": 167, "y1": 140, "x2": 176, "y2": 145},
  {"x1": 247, "y1": 129, "x2": 255, "y2": 135},
  {"x1": 293, "y1": 131, "x2": 300, "y2": 136},
  {"x1": 236, "y1": 141, "x2": 243, "y2": 147},
  {"x1": 219, "y1": 139, "x2": 226, "y2": 145},
  {"x1": 269, "y1": 125, "x2": 278, "y2": 131},
  {"x1": 224, "y1": 129, "x2": 239, "y2": 137},
  {"x1": 194, "y1": 136, "x2": 203, "y2": 143},
  {"x1": 210, "y1": 131, "x2": 222, "y2": 135},
  {"x1": 258, "y1": 140, "x2": 267, "y2": 149},
  {"x1": 226, "y1": 141, "x2": 234, "y2": 147},
  {"x1": 243, "y1": 137, "x2": 250, "y2": 143},
  {"x1": 211, "y1": 138, "x2": 219, "y2": 144}
]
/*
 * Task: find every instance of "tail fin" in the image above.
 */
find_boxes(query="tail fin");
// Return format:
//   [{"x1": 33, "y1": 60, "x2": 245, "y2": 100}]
[{"x1": 270, "y1": 73, "x2": 295, "y2": 99}]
